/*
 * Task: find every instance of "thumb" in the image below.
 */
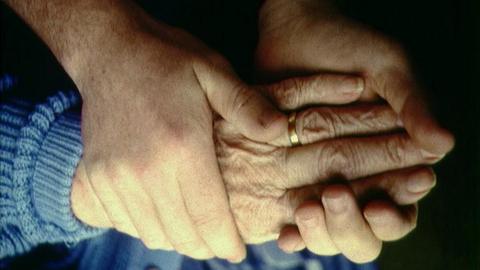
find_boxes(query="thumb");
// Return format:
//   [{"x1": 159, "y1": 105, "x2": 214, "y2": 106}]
[
  {"x1": 71, "y1": 160, "x2": 112, "y2": 228},
  {"x1": 372, "y1": 70, "x2": 455, "y2": 155},
  {"x1": 193, "y1": 62, "x2": 287, "y2": 142}
]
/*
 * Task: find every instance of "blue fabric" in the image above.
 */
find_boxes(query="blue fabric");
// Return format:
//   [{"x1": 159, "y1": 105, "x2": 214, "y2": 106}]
[
  {"x1": 181, "y1": 241, "x2": 377, "y2": 270},
  {"x1": 0, "y1": 74, "x2": 378, "y2": 270},
  {"x1": 75, "y1": 231, "x2": 378, "y2": 270},
  {"x1": 0, "y1": 74, "x2": 17, "y2": 94},
  {"x1": 0, "y1": 88, "x2": 104, "y2": 258}
]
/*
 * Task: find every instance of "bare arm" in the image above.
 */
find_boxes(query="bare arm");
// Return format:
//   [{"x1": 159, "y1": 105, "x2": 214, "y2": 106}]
[{"x1": 3, "y1": 0, "x2": 151, "y2": 90}]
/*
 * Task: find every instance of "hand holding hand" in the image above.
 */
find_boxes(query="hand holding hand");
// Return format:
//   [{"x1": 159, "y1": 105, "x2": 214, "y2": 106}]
[
  {"x1": 73, "y1": 72, "x2": 437, "y2": 264},
  {"x1": 256, "y1": 0, "x2": 454, "y2": 156},
  {"x1": 71, "y1": 29, "x2": 363, "y2": 261}
]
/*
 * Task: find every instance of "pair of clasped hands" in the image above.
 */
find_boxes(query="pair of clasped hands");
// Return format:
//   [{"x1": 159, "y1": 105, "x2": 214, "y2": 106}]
[{"x1": 69, "y1": 0, "x2": 454, "y2": 264}]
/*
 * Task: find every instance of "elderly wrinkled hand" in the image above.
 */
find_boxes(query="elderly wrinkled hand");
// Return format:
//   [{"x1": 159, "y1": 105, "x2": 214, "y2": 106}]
[
  {"x1": 256, "y1": 0, "x2": 455, "y2": 156},
  {"x1": 215, "y1": 102, "x2": 437, "y2": 263},
  {"x1": 256, "y1": 0, "x2": 454, "y2": 262}
]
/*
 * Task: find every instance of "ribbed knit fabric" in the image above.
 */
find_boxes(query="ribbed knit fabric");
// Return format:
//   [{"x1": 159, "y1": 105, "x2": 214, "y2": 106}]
[{"x1": 0, "y1": 90, "x2": 103, "y2": 259}]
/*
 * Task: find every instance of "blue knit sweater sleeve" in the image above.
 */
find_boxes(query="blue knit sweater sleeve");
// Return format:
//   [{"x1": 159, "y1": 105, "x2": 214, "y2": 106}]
[{"x1": 0, "y1": 90, "x2": 104, "y2": 259}]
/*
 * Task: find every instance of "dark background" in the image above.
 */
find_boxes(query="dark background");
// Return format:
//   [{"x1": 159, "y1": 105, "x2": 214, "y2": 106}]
[{"x1": 1, "y1": 0, "x2": 478, "y2": 269}]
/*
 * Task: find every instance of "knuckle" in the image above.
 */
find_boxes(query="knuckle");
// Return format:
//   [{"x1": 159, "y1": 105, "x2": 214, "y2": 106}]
[
  {"x1": 161, "y1": 124, "x2": 201, "y2": 157},
  {"x1": 89, "y1": 160, "x2": 129, "y2": 191},
  {"x1": 384, "y1": 135, "x2": 408, "y2": 166},
  {"x1": 227, "y1": 196, "x2": 260, "y2": 242},
  {"x1": 319, "y1": 109, "x2": 340, "y2": 137},
  {"x1": 230, "y1": 85, "x2": 256, "y2": 119},
  {"x1": 190, "y1": 211, "x2": 223, "y2": 232},
  {"x1": 163, "y1": 123, "x2": 196, "y2": 147},
  {"x1": 299, "y1": 109, "x2": 333, "y2": 142},
  {"x1": 103, "y1": 164, "x2": 126, "y2": 189},
  {"x1": 318, "y1": 142, "x2": 353, "y2": 178},
  {"x1": 375, "y1": 68, "x2": 413, "y2": 103},
  {"x1": 274, "y1": 79, "x2": 304, "y2": 109},
  {"x1": 364, "y1": 105, "x2": 396, "y2": 129}
]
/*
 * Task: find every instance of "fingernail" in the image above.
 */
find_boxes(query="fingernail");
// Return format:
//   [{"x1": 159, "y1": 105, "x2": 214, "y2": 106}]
[
  {"x1": 355, "y1": 78, "x2": 365, "y2": 93},
  {"x1": 407, "y1": 171, "x2": 436, "y2": 193},
  {"x1": 363, "y1": 210, "x2": 384, "y2": 223},
  {"x1": 292, "y1": 241, "x2": 305, "y2": 252},
  {"x1": 420, "y1": 149, "x2": 444, "y2": 160},
  {"x1": 322, "y1": 193, "x2": 347, "y2": 214},
  {"x1": 228, "y1": 257, "x2": 244, "y2": 264},
  {"x1": 283, "y1": 238, "x2": 303, "y2": 254},
  {"x1": 342, "y1": 78, "x2": 364, "y2": 94},
  {"x1": 298, "y1": 215, "x2": 318, "y2": 228},
  {"x1": 396, "y1": 118, "x2": 404, "y2": 127}
]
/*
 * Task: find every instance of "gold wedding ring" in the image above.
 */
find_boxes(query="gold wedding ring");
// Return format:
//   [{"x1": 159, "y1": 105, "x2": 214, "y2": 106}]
[{"x1": 288, "y1": 112, "x2": 300, "y2": 147}]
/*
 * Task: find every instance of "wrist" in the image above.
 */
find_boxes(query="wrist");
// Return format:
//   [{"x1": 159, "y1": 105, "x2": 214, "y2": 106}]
[
  {"x1": 53, "y1": 1, "x2": 152, "y2": 88},
  {"x1": 4, "y1": 0, "x2": 154, "y2": 94},
  {"x1": 59, "y1": 3, "x2": 174, "y2": 99}
]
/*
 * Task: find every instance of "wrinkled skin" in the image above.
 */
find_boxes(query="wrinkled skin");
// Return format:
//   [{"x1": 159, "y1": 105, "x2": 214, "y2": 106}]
[
  {"x1": 256, "y1": 0, "x2": 454, "y2": 155},
  {"x1": 214, "y1": 105, "x2": 437, "y2": 245},
  {"x1": 254, "y1": 0, "x2": 453, "y2": 262}
]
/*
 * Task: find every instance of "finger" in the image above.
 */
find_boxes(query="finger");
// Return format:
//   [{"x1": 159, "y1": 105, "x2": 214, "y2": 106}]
[
  {"x1": 86, "y1": 163, "x2": 140, "y2": 238},
  {"x1": 146, "y1": 176, "x2": 214, "y2": 260},
  {"x1": 261, "y1": 74, "x2": 364, "y2": 110},
  {"x1": 284, "y1": 167, "x2": 435, "y2": 213},
  {"x1": 193, "y1": 63, "x2": 287, "y2": 142},
  {"x1": 107, "y1": 167, "x2": 172, "y2": 250},
  {"x1": 351, "y1": 167, "x2": 436, "y2": 205},
  {"x1": 294, "y1": 201, "x2": 339, "y2": 255},
  {"x1": 272, "y1": 104, "x2": 401, "y2": 147},
  {"x1": 283, "y1": 168, "x2": 432, "y2": 249},
  {"x1": 322, "y1": 185, "x2": 382, "y2": 263},
  {"x1": 179, "y1": 139, "x2": 246, "y2": 262},
  {"x1": 371, "y1": 71, "x2": 454, "y2": 155},
  {"x1": 277, "y1": 225, "x2": 306, "y2": 253},
  {"x1": 283, "y1": 133, "x2": 441, "y2": 188},
  {"x1": 363, "y1": 201, "x2": 418, "y2": 241},
  {"x1": 71, "y1": 160, "x2": 112, "y2": 228}
]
